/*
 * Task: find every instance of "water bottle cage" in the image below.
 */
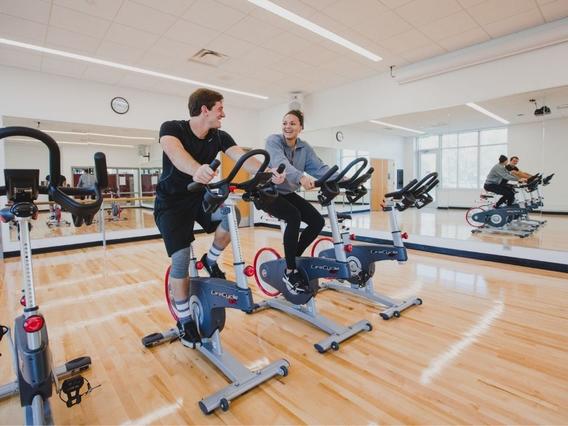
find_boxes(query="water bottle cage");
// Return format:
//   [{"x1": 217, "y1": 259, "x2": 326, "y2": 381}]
[
  {"x1": 317, "y1": 181, "x2": 340, "y2": 206},
  {"x1": 202, "y1": 185, "x2": 229, "y2": 214},
  {"x1": 345, "y1": 185, "x2": 367, "y2": 204},
  {"x1": 415, "y1": 194, "x2": 433, "y2": 209}
]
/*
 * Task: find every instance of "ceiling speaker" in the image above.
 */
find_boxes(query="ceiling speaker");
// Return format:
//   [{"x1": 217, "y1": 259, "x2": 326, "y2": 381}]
[{"x1": 288, "y1": 92, "x2": 304, "y2": 110}]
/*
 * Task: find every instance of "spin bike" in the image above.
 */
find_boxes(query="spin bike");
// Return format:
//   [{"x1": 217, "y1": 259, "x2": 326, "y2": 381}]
[
  {"x1": 253, "y1": 165, "x2": 372, "y2": 354},
  {"x1": 141, "y1": 150, "x2": 289, "y2": 415},
  {"x1": 467, "y1": 172, "x2": 554, "y2": 237},
  {"x1": 0, "y1": 126, "x2": 108, "y2": 425},
  {"x1": 312, "y1": 162, "x2": 438, "y2": 319}
]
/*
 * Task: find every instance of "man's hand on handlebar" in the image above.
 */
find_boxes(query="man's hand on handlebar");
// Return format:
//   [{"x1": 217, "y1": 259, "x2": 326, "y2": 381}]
[
  {"x1": 193, "y1": 164, "x2": 217, "y2": 184},
  {"x1": 268, "y1": 167, "x2": 286, "y2": 185},
  {"x1": 300, "y1": 175, "x2": 315, "y2": 191}
]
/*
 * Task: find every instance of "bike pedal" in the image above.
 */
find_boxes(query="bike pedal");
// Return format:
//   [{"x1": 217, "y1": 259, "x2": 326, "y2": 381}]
[{"x1": 60, "y1": 376, "x2": 85, "y2": 407}]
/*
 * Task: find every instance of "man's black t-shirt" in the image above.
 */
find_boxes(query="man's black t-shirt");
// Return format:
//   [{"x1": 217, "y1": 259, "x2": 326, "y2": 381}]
[
  {"x1": 505, "y1": 164, "x2": 519, "y2": 172},
  {"x1": 156, "y1": 120, "x2": 236, "y2": 203}
]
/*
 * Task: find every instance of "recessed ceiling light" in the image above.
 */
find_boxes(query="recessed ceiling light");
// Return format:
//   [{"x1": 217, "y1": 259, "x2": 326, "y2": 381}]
[
  {"x1": 369, "y1": 120, "x2": 425, "y2": 134},
  {"x1": 247, "y1": 0, "x2": 382, "y2": 62},
  {"x1": 0, "y1": 38, "x2": 268, "y2": 100},
  {"x1": 465, "y1": 102, "x2": 510, "y2": 125}
]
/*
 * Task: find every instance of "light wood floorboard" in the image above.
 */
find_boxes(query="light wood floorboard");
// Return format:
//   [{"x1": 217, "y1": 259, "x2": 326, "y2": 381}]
[{"x1": 1, "y1": 228, "x2": 567, "y2": 425}]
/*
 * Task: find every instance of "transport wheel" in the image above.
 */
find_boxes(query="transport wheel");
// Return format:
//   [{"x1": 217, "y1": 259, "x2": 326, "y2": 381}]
[{"x1": 220, "y1": 398, "x2": 230, "y2": 412}]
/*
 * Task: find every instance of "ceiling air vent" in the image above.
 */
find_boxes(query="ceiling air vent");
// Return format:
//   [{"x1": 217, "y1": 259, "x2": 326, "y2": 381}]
[{"x1": 189, "y1": 49, "x2": 229, "y2": 67}]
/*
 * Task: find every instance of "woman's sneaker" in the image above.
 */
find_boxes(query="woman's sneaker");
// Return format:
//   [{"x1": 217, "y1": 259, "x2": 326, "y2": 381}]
[
  {"x1": 177, "y1": 317, "x2": 200, "y2": 348},
  {"x1": 282, "y1": 270, "x2": 309, "y2": 295}
]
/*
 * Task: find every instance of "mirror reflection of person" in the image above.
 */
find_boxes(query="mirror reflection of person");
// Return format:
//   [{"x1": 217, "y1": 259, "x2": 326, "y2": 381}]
[
  {"x1": 45, "y1": 174, "x2": 68, "y2": 187},
  {"x1": 505, "y1": 156, "x2": 532, "y2": 180},
  {"x1": 77, "y1": 169, "x2": 96, "y2": 188},
  {"x1": 484, "y1": 155, "x2": 525, "y2": 208}
]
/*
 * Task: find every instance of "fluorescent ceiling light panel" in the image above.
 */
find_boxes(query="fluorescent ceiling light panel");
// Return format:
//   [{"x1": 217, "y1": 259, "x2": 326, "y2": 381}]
[
  {"x1": 10, "y1": 138, "x2": 135, "y2": 148},
  {"x1": 0, "y1": 38, "x2": 268, "y2": 100},
  {"x1": 247, "y1": 0, "x2": 382, "y2": 62},
  {"x1": 369, "y1": 120, "x2": 425, "y2": 134},
  {"x1": 43, "y1": 130, "x2": 154, "y2": 140},
  {"x1": 465, "y1": 102, "x2": 510, "y2": 125}
]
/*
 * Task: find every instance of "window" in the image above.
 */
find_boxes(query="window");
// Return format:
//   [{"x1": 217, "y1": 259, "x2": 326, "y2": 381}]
[
  {"x1": 417, "y1": 128, "x2": 507, "y2": 190},
  {"x1": 339, "y1": 149, "x2": 370, "y2": 188},
  {"x1": 418, "y1": 135, "x2": 438, "y2": 150},
  {"x1": 479, "y1": 128, "x2": 507, "y2": 187}
]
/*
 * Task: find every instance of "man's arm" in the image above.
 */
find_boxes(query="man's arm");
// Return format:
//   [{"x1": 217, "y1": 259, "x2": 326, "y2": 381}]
[
  {"x1": 496, "y1": 166, "x2": 519, "y2": 182},
  {"x1": 161, "y1": 135, "x2": 216, "y2": 183}
]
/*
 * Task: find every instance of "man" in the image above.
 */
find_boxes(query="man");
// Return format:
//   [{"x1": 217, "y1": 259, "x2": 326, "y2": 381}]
[
  {"x1": 154, "y1": 88, "x2": 284, "y2": 338},
  {"x1": 484, "y1": 155, "x2": 524, "y2": 208},
  {"x1": 505, "y1": 156, "x2": 532, "y2": 180}
]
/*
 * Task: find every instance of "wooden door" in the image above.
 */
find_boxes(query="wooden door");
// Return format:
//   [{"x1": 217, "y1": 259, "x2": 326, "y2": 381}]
[
  {"x1": 220, "y1": 151, "x2": 251, "y2": 227},
  {"x1": 370, "y1": 158, "x2": 395, "y2": 211}
]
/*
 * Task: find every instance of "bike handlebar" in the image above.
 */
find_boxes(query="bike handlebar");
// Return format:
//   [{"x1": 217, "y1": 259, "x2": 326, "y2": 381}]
[{"x1": 0, "y1": 126, "x2": 108, "y2": 224}]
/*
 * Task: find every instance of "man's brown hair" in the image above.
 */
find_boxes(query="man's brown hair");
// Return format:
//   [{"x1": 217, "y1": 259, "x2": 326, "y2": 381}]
[{"x1": 188, "y1": 88, "x2": 224, "y2": 117}]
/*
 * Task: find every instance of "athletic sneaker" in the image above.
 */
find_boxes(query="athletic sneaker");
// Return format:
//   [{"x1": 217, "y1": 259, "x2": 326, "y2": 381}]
[
  {"x1": 200, "y1": 253, "x2": 226, "y2": 279},
  {"x1": 283, "y1": 270, "x2": 309, "y2": 295},
  {"x1": 177, "y1": 317, "x2": 201, "y2": 348}
]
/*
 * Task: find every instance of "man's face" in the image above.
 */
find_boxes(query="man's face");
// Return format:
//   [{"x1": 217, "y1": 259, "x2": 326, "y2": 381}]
[
  {"x1": 205, "y1": 101, "x2": 225, "y2": 129},
  {"x1": 511, "y1": 158, "x2": 519, "y2": 166}
]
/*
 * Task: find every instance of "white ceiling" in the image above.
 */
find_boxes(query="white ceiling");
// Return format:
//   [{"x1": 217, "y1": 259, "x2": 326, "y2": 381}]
[
  {"x1": 1, "y1": 0, "x2": 567, "y2": 108},
  {"x1": 357, "y1": 84, "x2": 568, "y2": 135}
]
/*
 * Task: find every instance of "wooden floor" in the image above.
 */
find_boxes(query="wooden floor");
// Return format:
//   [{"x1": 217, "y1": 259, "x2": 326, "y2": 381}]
[{"x1": 1, "y1": 228, "x2": 567, "y2": 425}]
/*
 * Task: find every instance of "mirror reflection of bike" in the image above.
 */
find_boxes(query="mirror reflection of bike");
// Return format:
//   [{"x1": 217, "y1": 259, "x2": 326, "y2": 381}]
[
  {"x1": 0, "y1": 126, "x2": 108, "y2": 425},
  {"x1": 467, "y1": 173, "x2": 554, "y2": 238}
]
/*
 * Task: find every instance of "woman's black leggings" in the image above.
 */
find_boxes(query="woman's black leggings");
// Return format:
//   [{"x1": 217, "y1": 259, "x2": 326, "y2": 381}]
[
  {"x1": 484, "y1": 183, "x2": 515, "y2": 207},
  {"x1": 259, "y1": 192, "x2": 325, "y2": 270}
]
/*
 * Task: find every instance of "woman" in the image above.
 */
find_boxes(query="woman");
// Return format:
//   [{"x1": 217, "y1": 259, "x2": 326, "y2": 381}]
[{"x1": 262, "y1": 110, "x2": 333, "y2": 294}]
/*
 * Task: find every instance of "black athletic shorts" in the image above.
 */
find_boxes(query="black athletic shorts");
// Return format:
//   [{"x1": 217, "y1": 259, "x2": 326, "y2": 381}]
[{"x1": 154, "y1": 196, "x2": 221, "y2": 257}]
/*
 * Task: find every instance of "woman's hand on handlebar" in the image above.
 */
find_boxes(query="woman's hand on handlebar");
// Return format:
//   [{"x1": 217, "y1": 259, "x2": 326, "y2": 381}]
[
  {"x1": 193, "y1": 164, "x2": 217, "y2": 184},
  {"x1": 300, "y1": 175, "x2": 315, "y2": 190},
  {"x1": 268, "y1": 167, "x2": 286, "y2": 185}
]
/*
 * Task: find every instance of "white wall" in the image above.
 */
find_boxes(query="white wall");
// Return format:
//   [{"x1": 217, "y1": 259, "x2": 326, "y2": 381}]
[
  {"x1": 511, "y1": 117, "x2": 567, "y2": 212},
  {"x1": 436, "y1": 117, "x2": 567, "y2": 211},
  {"x1": 0, "y1": 65, "x2": 262, "y2": 169},
  {"x1": 303, "y1": 126, "x2": 407, "y2": 168}
]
